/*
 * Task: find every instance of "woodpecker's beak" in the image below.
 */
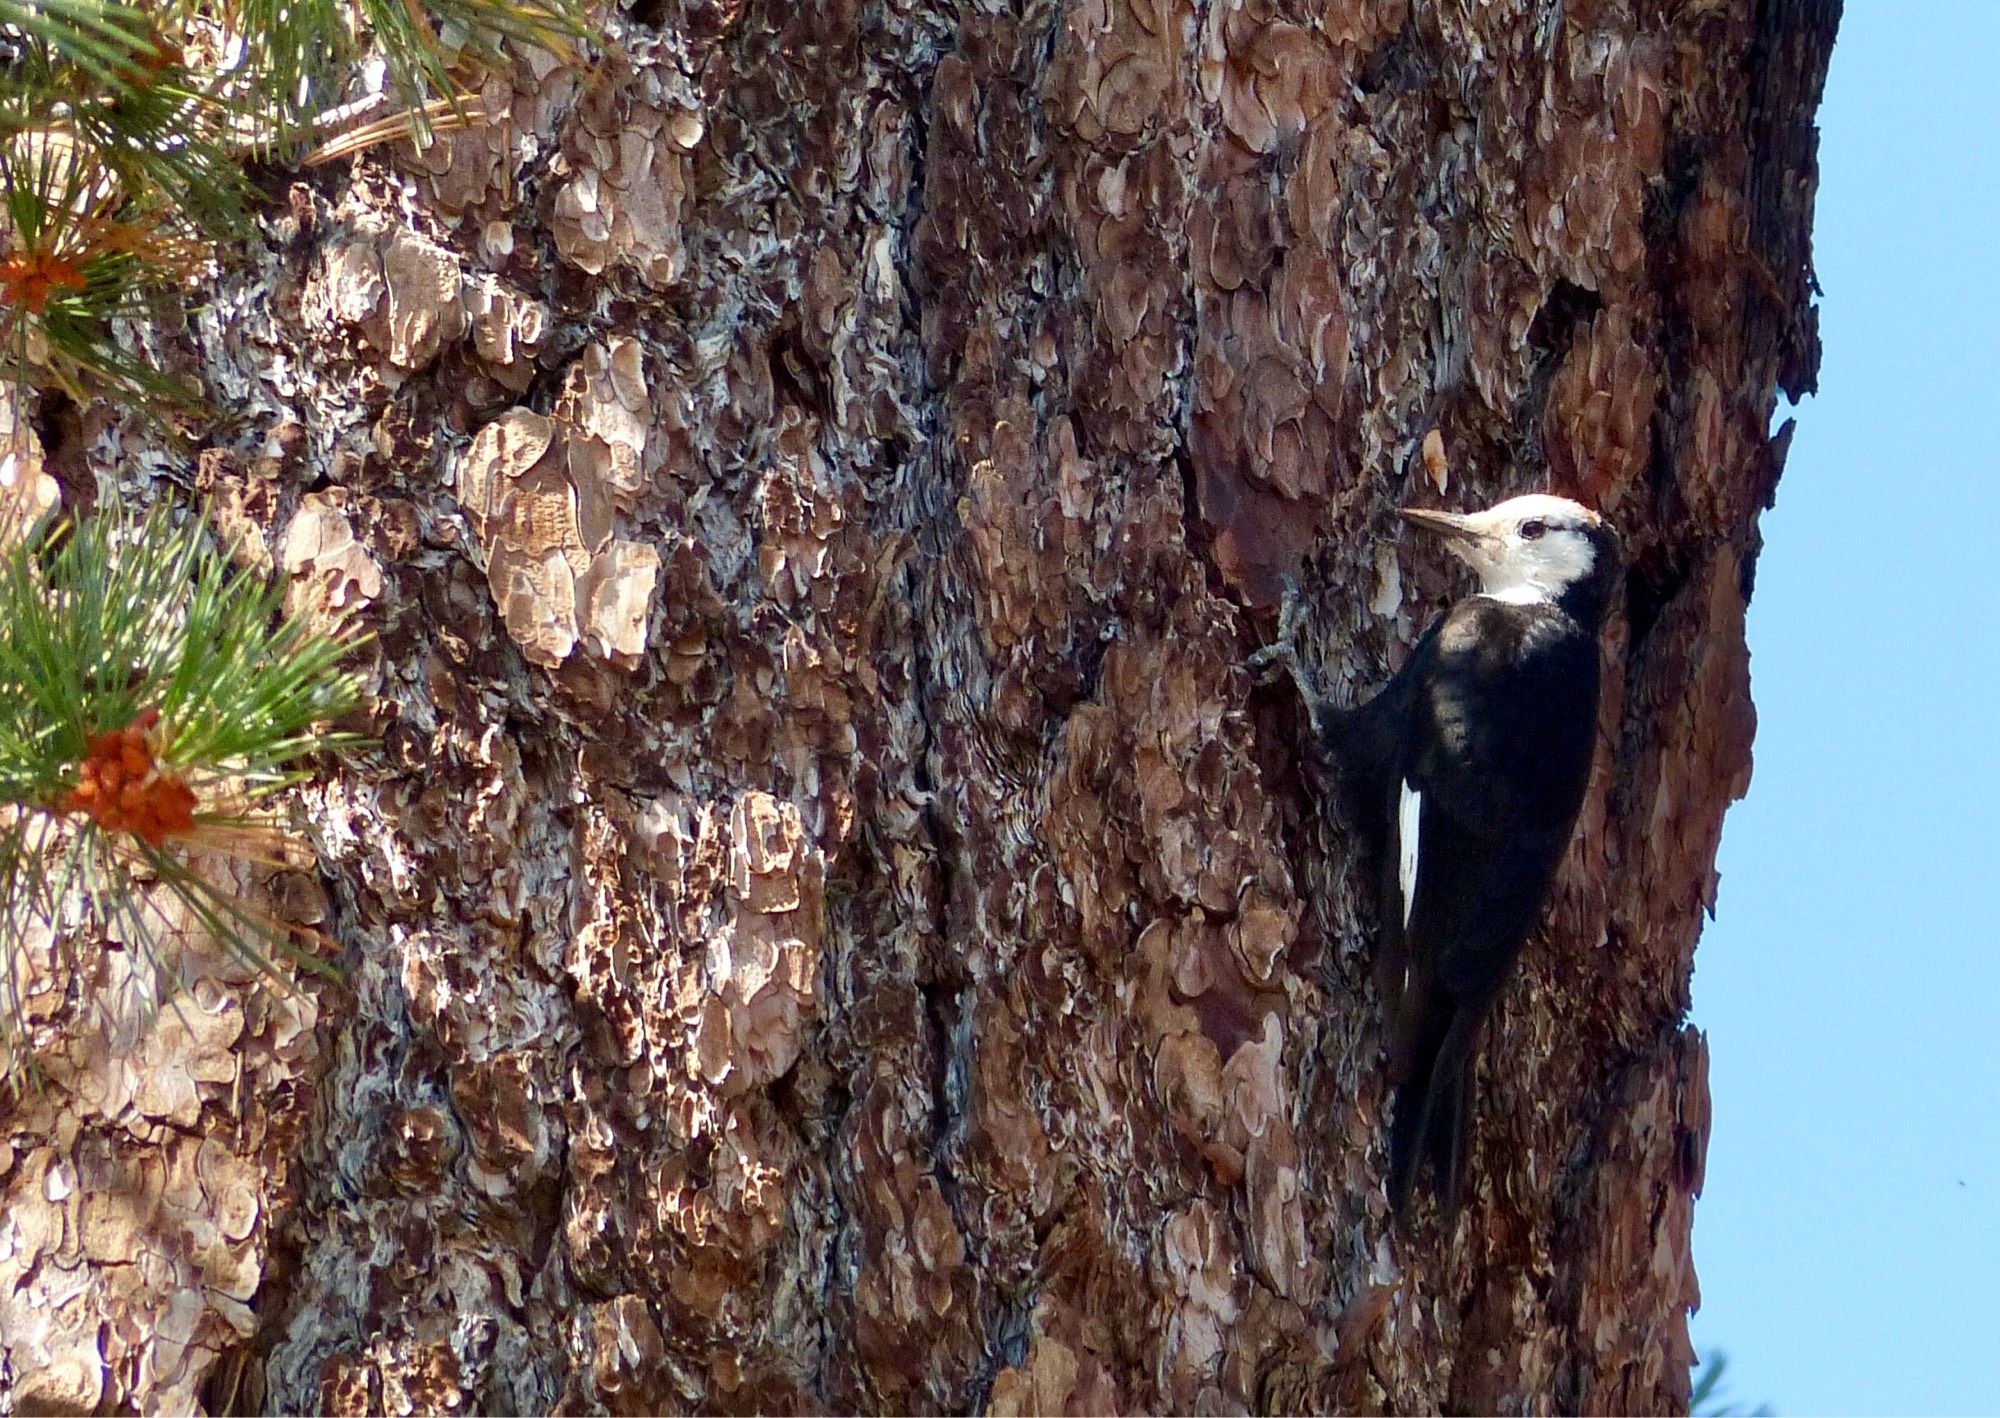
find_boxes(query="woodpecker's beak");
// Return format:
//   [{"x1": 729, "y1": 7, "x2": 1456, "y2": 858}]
[
  {"x1": 1400, "y1": 506, "x2": 1508, "y2": 579},
  {"x1": 1398, "y1": 506, "x2": 1482, "y2": 545}
]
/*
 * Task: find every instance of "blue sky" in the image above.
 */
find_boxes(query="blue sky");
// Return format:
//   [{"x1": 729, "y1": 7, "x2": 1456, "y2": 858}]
[{"x1": 1688, "y1": 4, "x2": 2000, "y2": 1413}]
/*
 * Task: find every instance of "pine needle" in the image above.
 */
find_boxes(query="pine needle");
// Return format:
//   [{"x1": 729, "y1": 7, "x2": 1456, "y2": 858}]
[
  {"x1": 0, "y1": 508, "x2": 365, "y2": 1051},
  {"x1": 0, "y1": 0, "x2": 597, "y2": 409}
]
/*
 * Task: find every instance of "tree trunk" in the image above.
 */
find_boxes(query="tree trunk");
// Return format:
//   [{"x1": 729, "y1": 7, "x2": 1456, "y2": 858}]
[{"x1": 0, "y1": 0, "x2": 1837, "y2": 1412}]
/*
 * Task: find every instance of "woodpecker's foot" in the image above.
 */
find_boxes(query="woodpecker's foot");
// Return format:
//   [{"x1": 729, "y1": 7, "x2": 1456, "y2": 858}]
[
  {"x1": 1248, "y1": 576, "x2": 1312, "y2": 689},
  {"x1": 1246, "y1": 636, "x2": 1299, "y2": 685}
]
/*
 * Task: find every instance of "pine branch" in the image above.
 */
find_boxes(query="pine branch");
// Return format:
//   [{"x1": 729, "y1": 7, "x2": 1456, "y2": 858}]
[
  {"x1": 0, "y1": 0, "x2": 596, "y2": 404},
  {"x1": 0, "y1": 135, "x2": 203, "y2": 401},
  {"x1": 0, "y1": 0, "x2": 590, "y2": 1062},
  {"x1": 0, "y1": 509, "x2": 364, "y2": 1052}
]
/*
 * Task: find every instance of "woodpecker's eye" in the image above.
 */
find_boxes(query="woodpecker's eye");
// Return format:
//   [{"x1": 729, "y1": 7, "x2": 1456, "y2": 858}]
[{"x1": 1519, "y1": 519, "x2": 1547, "y2": 540}]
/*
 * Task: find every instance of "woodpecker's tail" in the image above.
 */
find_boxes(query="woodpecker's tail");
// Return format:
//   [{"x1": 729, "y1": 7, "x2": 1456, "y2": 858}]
[{"x1": 1387, "y1": 1003, "x2": 1483, "y2": 1220}]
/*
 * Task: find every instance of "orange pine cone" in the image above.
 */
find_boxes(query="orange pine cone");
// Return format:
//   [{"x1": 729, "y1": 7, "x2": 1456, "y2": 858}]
[
  {"x1": 0, "y1": 252, "x2": 87, "y2": 316},
  {"x1": 152, "y1": 780, "x2": 196, "y2": 837},
  {"x1": 59, "y1": 708, "x2": 201, "y2": 844}
]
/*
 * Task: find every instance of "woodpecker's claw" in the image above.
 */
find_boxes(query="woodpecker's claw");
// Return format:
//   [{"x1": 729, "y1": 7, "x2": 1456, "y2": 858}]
[
  {"x1": 1248, "y1": 576, "x2": 1312, "y2": 690},
  {"x1": 1246, "y1": 636, "x2": 1298, "y2": 684}
]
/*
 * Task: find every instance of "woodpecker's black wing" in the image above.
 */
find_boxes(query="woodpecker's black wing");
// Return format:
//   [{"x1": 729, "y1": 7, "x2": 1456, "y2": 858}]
[
  {"x1": 1370, "y1": 597, "x2": 1603, "y2": 1216},
  {"x1": 1315, "y1": 616, "x2": 1447, "y2": 874}
]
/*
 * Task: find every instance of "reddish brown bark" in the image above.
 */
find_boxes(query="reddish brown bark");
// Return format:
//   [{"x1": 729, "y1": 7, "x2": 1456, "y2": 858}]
[{"x1": 0, "y1": 0, "x2": 1836, "y2": 1412}]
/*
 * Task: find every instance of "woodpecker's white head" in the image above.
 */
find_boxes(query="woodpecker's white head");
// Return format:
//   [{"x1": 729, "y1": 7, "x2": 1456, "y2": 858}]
[{"x1": 1400, "y1": 494, "x2": 1618, "y2": 618}]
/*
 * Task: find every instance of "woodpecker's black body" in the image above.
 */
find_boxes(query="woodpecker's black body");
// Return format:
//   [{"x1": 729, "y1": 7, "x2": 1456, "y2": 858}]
[{"x1": 1260, "y1": 495, "x2": 1619, "y2": 1218}]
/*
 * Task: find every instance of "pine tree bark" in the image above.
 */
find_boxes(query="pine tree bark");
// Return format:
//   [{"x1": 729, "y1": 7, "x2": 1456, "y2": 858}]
[{"x1": 0, "y1": 0, "x2": 1837, "y2": 1413}]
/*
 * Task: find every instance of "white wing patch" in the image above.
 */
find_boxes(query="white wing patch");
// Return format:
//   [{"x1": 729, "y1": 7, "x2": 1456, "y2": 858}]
[{"x1": 1397, "y1": 779, "x2": 1422, "y2": 930}]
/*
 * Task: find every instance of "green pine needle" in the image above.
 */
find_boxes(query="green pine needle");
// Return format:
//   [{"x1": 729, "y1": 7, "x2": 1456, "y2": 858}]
[
  {"x1": 362, "y1": 0, "x2": 586, "y2": 112},
  {"x1": 0, "y1": 0, "x2": 595, "y2": 410},
  {"x1": 0, "y1": 1, "x2": 160, "y2": 99},
  {"x1": 0, "y1": 137, "x2": 203, "y2": 402},
  {"x1": 0, "y1": 508, "x2": 366, "y2": 1050}
]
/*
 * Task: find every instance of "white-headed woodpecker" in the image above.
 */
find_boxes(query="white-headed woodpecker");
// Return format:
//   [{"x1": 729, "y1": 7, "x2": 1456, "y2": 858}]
[{"x1": 1256, "y1": 494, "x2": 1619, "y2": 1219}]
